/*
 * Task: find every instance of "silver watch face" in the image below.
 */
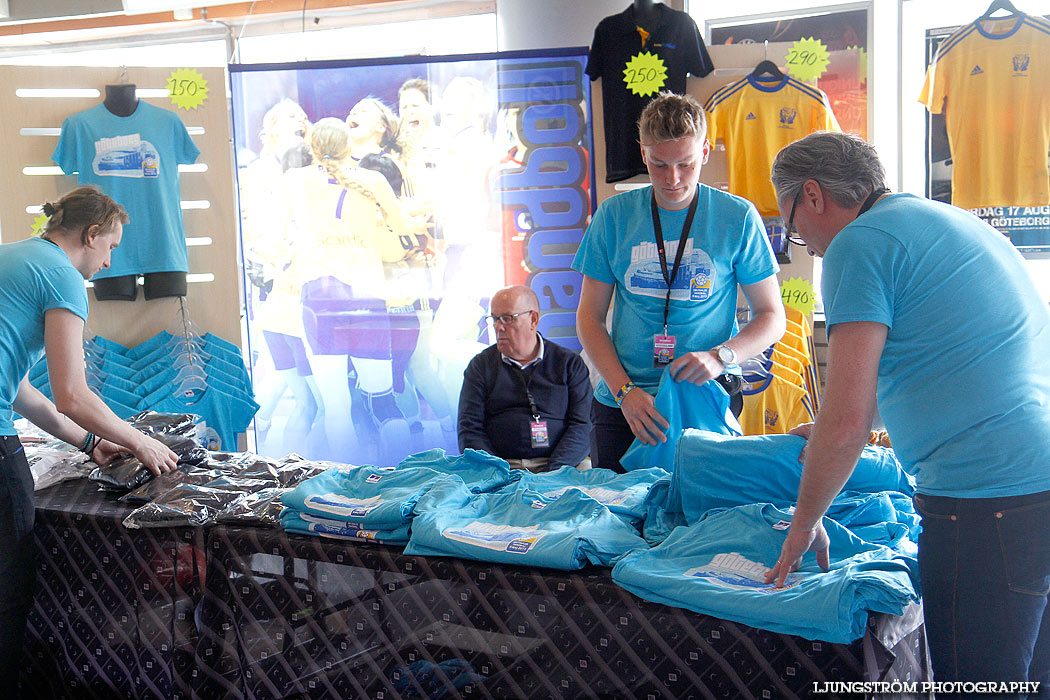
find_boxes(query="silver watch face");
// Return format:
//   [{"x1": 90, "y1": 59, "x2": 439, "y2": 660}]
[{"x1": 718, "y1": 346, "x2": 734, "y2": 364}]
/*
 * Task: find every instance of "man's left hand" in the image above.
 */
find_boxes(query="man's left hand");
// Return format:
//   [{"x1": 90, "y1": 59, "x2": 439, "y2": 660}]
[{"x1": 668, "y1": 350, "x2": 723, "y2": 385}]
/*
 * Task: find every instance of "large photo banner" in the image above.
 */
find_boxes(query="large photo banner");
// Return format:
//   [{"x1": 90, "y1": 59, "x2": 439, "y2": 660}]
[{"x1": 231, "y1": 49, "x2": 594, "y2": 465}]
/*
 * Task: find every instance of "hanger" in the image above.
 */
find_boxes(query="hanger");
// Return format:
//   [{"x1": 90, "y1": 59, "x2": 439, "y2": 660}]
[
  {"x1": 750, "y1": 60, "x2": 786, "y2": 81},
  {"x1": 166, "y1": 297, "x2": 212, "y2": 380},
  {"x1": 980, "y1": 0, "x2": 1021, "y2": 19}
]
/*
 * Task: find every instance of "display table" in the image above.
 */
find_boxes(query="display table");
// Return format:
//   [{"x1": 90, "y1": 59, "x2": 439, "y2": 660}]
[{"x1": 22, "y1": 478, "x2": 931, "y2": 700}]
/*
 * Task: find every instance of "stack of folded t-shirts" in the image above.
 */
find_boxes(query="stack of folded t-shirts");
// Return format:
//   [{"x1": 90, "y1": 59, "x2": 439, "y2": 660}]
[
  {"x1": 502, "y1": 465, "x2": 669, "y2": 530},
  {"x1": 613, "y1": 502, "x2": 919, "y2": 643},
  {"x1": 279, "y1": 449, "x2": 516, "y2": 545},
  {"x1": 406, "y1": 486, "x2": 650, "y2": 570}
]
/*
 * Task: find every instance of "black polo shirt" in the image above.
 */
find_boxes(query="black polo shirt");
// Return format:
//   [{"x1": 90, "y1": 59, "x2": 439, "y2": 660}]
[{"x1": 586, "y1": 3, "x2": 713, "y2": 182}]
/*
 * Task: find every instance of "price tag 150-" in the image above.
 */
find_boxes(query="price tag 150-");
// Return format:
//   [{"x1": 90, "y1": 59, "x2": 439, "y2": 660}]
[{"x1": 167, "y1": 68, "x2": 209, "y2": 110}]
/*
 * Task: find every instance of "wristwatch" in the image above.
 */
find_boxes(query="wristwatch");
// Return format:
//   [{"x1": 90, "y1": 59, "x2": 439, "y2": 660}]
[{"x1": 716, "y1": 344, "x2": 737, "y2": 367}]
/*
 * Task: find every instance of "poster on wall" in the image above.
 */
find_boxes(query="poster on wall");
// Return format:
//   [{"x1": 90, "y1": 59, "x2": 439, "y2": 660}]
[
  {"x1": 924, "y1": 24, "x2": 1050, "y2": 252},
  {"x1": 230, "y1": 49, "x2": 594, "y2": 465}
]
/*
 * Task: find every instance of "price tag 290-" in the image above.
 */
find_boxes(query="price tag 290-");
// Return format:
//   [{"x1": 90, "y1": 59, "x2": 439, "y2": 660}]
[{"x1": 785, "y1": 37, "x2": 830, "y2": 82}]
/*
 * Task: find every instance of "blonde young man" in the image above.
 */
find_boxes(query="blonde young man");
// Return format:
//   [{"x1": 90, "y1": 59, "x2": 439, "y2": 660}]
[{"x1": 572, "y1": 91, "x2": 785, "y2": 471}]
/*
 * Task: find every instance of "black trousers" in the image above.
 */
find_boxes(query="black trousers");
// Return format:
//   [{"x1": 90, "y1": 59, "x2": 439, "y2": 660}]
[{"x1": 0, "y1": 436, "x2": 35, "y2": 698}]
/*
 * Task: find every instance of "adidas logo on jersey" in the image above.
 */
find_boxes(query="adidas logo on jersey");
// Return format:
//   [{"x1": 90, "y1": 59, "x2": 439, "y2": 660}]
[
  {"x1": 970, "y1": 64, "x2": 984, "y2": 75},
  {"x1": 745, "y1": 112, "x2": 757, "y2": 120}
]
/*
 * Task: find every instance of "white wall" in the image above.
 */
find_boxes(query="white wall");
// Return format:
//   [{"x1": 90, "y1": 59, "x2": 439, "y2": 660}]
[{"x1": 495, "y1": 0, "x2": 685, "y2": 51}]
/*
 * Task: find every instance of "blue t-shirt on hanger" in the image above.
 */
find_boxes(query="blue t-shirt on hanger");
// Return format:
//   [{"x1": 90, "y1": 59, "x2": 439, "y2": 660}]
[{"x1": 53, "y1": 102, "x2": 200, "y2": 280}]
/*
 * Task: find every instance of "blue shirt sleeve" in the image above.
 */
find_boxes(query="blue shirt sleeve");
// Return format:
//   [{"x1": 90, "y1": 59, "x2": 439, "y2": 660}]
[
  {"x1": 822, "y1": 227, "x2": 903, "y2": 330},
  {"x1": 733, "y1": 203, "x2": 780, "y2": 286},
  {"x1": 571, "y1": 200, "x2": 616, "y2": 283},
  {"x1": 52, "y1": 116, "x2": 79, "y2": 174},
  {"x1": 41, "y1": 264, "x2": 89, "y2": 321}
]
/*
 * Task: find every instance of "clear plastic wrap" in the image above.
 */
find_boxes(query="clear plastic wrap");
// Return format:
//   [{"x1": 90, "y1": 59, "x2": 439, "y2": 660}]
[
  {"x1": 89, "y1": 433, "x2": 208, "y2": 493},
  {"x1": 126, "y1": 410, "x2": 200, "y2": 437},
  {"x1": 214, "y1": 487, "x2": 289, "y2": 527}
]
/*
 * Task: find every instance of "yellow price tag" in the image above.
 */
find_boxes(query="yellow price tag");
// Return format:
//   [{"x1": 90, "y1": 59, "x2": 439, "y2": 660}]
[
  {"x1": 847, "y1": 45, "x2": 868, "y2": 84},
  {"x1": 167, "y1": 68, "x2": 209, "y2": 110},
  {"x1": 30, "y1": 213, "x2": 48, "y2": 237},
  {"x1": 780, "y1": 277, "x2": 816, "y2": 314},
  {"x1": 623, "y1": 51, "x2": 668, "y2": 97},
  {"x1": 785, "y1": 38, "x2": 831, "y2": 82}
]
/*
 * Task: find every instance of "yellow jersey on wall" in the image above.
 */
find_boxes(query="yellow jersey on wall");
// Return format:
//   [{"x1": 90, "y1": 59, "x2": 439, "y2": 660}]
[
  {"x1": 704, "y1": 74, "x2": 840, "y2": 217},
  {"x1": 919, "y1": 13, "x2": 1050, "y2": 209}
]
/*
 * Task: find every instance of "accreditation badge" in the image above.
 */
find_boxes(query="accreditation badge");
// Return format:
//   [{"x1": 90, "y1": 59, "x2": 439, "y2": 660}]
[
  {"x1": 530, "y1": 421, "x2": 549, "y2": 449},
  {"x1": 653, "y1": 334, "x2": 676, "y2": 367}
]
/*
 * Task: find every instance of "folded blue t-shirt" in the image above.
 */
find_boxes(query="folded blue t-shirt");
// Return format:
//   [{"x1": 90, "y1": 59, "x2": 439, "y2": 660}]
[
  {"x1": 826, "y1": 491, "x2": 920, "y2": 553},
  {"x1": 620, "y1": 373, "x2": 741, "y2": 472},
  {"x1": 397, "y1": 448, "x2": 516, "y2": 493},
  {"x1": 282, "y1": 464, "x2": 471, "y2": 529},
  {"x1": 280, "y1": 510, "x2": 411, "y2": 545},
  {"x1": 406, "y1": 488, "x2": 649, "y2": 570},
  {"x1": 613, "y1": 502, "x2": 918, "y2": 643},
  {"x1": 503, "y1": 465, "x2": 669, "y2": 526},
  {"x1": 669, "y1": 431, "x2": 914, "y2": 524}
]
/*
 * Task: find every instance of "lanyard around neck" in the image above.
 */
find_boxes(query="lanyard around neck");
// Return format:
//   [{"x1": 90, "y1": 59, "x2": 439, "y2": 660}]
[
  {"x1": 650, "y1": 186, "x2": 700, "y2": 334},
  {"x1": 858, "y1": 187, "x2": 890, "y2": 217}
]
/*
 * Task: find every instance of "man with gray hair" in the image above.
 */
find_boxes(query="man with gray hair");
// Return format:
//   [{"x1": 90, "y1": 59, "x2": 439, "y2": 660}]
[
  {"x1": 458, "y1": 286, "x2": 591, "y2": 471},
  {"x1": 572, "y1": 91, "x2": 785, "y2": 471},
  {"x1": 765, "y1": 131, "x2": 1050, "y2": 690}
]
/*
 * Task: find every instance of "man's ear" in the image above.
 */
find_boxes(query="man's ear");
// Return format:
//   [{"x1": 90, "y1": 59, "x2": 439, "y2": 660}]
[
  {"x1": 84, "y1": 223, "x2": 103, "y2": 244},
  {"x1": 802, "y1": 179, "x2": 826, "y2": 215}
]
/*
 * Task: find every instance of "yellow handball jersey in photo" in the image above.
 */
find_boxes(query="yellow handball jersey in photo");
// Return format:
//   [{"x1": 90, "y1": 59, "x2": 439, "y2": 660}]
[
  {"x1": 919, "y1": 13, "x2": 1050, "y2": 209},
  {"x1": 704, "y1": 75, "x2": 840, "y2": 218}
]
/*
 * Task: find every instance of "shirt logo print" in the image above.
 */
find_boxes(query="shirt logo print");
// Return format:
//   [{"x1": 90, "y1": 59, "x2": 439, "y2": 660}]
[
  {"x1": 970, "y1": 64, "x2": 984, "y2": 76},
  {"x1": 1013, "y1": 54, "x2": 1030, "y2": 73},
  {"x1": 778, "y1": 108, "x2": 797, "y2": 128},
  {"x1": 745, "y1": 112, "x2": 757, "y2": 120}
]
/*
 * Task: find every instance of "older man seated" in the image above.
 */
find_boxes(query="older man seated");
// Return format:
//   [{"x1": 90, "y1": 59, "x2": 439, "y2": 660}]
[{"x1": 457, "y1": 286, "x2": 591, "y2": 471}]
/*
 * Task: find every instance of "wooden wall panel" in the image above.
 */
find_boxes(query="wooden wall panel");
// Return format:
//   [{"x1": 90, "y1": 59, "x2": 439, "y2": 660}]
[{"x1": 0, "y1": 65, "x2": 241, "y2": 349}]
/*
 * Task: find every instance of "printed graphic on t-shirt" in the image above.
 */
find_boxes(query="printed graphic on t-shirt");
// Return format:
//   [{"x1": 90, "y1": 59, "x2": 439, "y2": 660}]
[
  {"x1": 684, "y1": 551, "x2": 803, "y2": 592},
  {"x1": 92, "y1": 134, "x2": 161, "y2": 178},
  {"x1": 443, "y1": 522, "x2": 546, "y2": 553},
  {"x1": 626, "y1": 238, "x2": 714, "y2": 301},
  {"x1": 303, "y1": 493, "x2": 383, "y2": 518}
]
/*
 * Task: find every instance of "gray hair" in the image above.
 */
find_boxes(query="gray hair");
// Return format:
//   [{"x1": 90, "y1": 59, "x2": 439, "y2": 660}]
[{"x1": 770, "y1": 131, "x2": 886, "y2": 208}]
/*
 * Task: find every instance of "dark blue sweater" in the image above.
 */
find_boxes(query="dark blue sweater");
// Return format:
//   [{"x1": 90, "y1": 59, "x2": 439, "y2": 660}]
[{"x1": 457, "y1": 338, "x2": 591, "y2": 466}]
